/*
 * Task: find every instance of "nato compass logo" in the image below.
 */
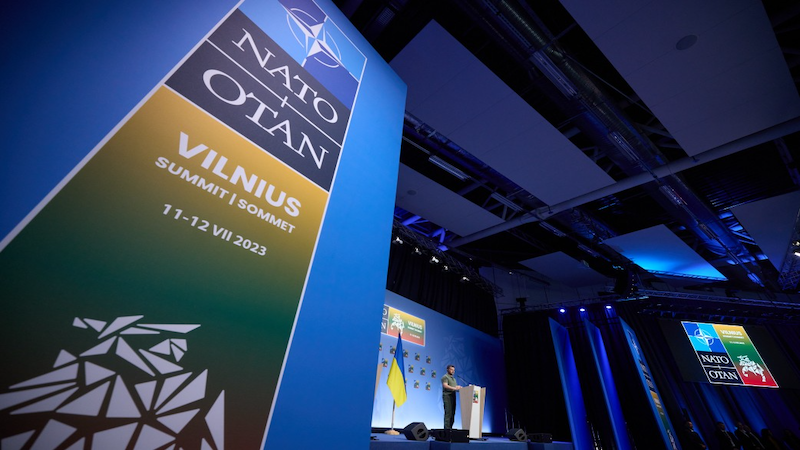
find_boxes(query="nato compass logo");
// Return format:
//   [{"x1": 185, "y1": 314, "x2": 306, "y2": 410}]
[
  {"x1": 682, "y1": 322, "x2": 726, "y2": 353},
  {"x1": 693, "y1": 328, "x2": 716, "y2": 347},
  {"x1": 0, "y1": 315, "x2": 224, "y2": 450},
  {"x1": 279, "y1": 0, "x2": 366, "y2": 109}
]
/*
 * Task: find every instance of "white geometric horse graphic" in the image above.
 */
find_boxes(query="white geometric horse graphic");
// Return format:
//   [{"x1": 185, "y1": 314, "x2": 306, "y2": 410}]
[
  {"x1": 0, "y1": 315, "x2": 225, "y2": 450},
  {"x1": 389, "y1": 313, "x2": 405, "y2": 333},
  {"x1": 737, "y1": 354, "x2": 766, "y2": 382}
]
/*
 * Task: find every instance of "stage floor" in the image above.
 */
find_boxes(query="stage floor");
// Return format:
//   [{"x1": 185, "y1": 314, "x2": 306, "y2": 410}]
[{"x1": 370, "y1": 433, "x2": 574, "y2": 450}]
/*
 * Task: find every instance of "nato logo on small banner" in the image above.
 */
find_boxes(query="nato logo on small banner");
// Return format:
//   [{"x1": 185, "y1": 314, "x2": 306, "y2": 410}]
[{"x1": 682, "y1": 322, "x2": 725, "y2": 353}]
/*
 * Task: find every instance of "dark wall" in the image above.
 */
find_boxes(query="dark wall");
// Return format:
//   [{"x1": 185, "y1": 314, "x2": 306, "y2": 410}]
[
  {"x1": 499, "y1": 301, "x2": 800, "y2": 449},
  {"x1": 386, "y1": 241, "x2": 498, "y2": 336}
]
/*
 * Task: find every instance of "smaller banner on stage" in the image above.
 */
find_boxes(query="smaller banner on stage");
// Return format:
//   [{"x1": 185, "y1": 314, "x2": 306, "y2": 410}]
[{"x1": 382, "y1": 304, "x2": 425, "y2": 346}]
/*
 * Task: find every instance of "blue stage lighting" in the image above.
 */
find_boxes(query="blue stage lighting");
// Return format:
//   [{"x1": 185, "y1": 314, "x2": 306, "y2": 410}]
[{"x1": 559, "y1": 308, "x2": 566, "y2": 313}]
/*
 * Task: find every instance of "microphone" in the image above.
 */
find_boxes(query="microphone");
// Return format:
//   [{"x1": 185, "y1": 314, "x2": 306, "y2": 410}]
[{"x1": 457, "y1": 375, "x2": 470, "y2": 386}]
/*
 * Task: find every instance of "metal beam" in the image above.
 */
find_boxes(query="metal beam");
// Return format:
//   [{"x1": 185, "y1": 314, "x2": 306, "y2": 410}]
[{"x1": 448, "y1": 115, "x2": 800, "y2": 248}]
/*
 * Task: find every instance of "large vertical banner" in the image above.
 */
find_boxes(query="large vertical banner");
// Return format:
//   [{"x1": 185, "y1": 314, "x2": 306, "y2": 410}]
[
  {"x1": 584, "y1": 320, "x2": 632, "y2": 450},
  {"x1": 0, "y1": 0, "x2": 389, "y2": 449},
  {"x1": 549, "y1": 319, "x2": 593, "y2": 450},
  {"x1": 620, "y1": 320, "x2": 678, "y2": 450}
]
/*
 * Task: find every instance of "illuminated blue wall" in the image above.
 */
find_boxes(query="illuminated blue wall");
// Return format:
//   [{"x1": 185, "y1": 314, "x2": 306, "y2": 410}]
[
  {"x1": 550, "y1": 319, "x2": 593, "y2": 449},
  {"x1": 372, "y1": 291, "x2": 507, "y2": 432},
  {"x1": 584, "y1": 320, "x2": 633, "y2": 450}
]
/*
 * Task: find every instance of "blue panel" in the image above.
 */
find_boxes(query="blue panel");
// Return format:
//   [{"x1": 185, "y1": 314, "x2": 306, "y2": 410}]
[
  {"x1": 682, "y1": 321, "x2": 726, "y2": 353},
  {"x1": 1, "y1": 0, "x2": 240, "y2": 239},
  {"x1": 549, "y1": 319, "x2": 592, "y2": 449},
  {"x1": 262, "y1": 0, "x2": 406, "y2": 448},
  {"x1": 584, "y1": 320, "x2": 632, "y2": 450},
  {"x1": 603, "y1": 225, "x2": 726, "y2": 280}
]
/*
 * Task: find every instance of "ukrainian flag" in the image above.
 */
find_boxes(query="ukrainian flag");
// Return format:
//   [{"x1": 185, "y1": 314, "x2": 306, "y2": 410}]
[{"x1": 386, "y1": 331, "x2": 407, "y2": 406}]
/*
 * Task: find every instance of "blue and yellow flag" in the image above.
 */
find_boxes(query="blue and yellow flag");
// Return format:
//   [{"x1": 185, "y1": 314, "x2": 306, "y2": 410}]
[{"x1": 386, "y1": 332, "x2": 407, "y2": 406}]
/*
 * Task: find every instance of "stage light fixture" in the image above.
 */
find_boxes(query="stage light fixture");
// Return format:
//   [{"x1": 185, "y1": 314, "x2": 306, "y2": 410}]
[
  {"x1": 579, "y1": 307, "x2": 586, "y2": 312},
  {"x1": 413, "y1": 247, "x2": 422, "y2": 256},
  {"x1": 428, "y1": 155, "x2": 470, "y2": 181},
  {"x1": 490, "y1": 192, "x2": 524, "y2": 212},
  {"x1": 539, "y1": 222, "x2": 566, "y2": 237},
  {"x1": 530, "y1": 50, "x2": 579, "y2": 98},
  {"x1": 658, "y1": 184, "x2": 687, "y2": 207},
  {"x1": 747, "y1": 273, "x2": 764, "y2": 286},
  {"x1": 442, "y1": 264, "x2": 449, "y2": 272},
  {"x1": 577, "y1": 244, "x2": 601, "y2": 258},
  {"x1": 795, "y1": 251, "x2": 800, "y2": 257},
  {"x1": 460, "y1": 276, "x2": 470, "y2": 283},
  {"x1": 559, "y1": 308, "x2": 566, "y2": 314},
  {"x1": 605, "y1": 305, "x2": 612, "y2": 310},
  {"x1": 608, "y1": 131, "x2": 639, "y2": 162},
  {"x1": 392, "y1": 236, "x2": 404, "y2": 245},
  {"x1": 429, "y1": 255, "x2": 440, "y2": 264}
]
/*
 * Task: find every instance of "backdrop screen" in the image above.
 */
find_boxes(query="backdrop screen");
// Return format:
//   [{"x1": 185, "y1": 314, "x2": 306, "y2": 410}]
[
  {"x1": 681, "y1": 321, "x2": 778, "y2": 387},
  {"x1": 659, "y1": 319, "x2": 800, "y2": 388},
  {"x1": 372, "y1": 291, "x2": 507, "y2": 432}
]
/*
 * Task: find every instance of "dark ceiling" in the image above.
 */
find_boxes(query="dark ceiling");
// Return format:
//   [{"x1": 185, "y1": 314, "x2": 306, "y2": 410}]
[{"x1": 334, "y1": 0, "x2": 800, "y2": 308}]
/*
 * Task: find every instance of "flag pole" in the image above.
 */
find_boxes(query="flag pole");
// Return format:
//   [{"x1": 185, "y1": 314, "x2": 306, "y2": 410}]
[{"x1": 385, "y1": 401, "x2": 400, "y2": 435}]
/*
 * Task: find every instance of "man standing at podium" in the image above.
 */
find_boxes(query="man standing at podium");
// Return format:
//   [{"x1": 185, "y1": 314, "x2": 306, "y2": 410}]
[{"x1": 441, "y1": 364, "x2": 461, "y2": 429}]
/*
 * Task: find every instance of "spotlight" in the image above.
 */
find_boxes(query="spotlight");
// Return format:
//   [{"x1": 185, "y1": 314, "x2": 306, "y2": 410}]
[
  {"x1": 442, "y1": 264, "x2": 450, "y2": 272},
  {"x1": 460, "y1": 276, "x2": 470, "y2": 283},
  {"x1": 579, "y1": 307, "x2": 586, "y2": 312},
  {"x1": 413, "y1": 247, "x2": 422, "y2": 256},
  {"x1": 392, "y1": 236, "x2": 404, "y2": 245},
  {"x1": 429, "y1": 255, "x2": 440, "y2": 264},
  {"x1": 559, "y1": 308, "x2": 566, "y2": 314},
  {"x1": 794, "y1": 251, "x2": 800, "y2": 258},
  {"x1": 605, "y1": 305, "x2": 612, "y2": 310}
]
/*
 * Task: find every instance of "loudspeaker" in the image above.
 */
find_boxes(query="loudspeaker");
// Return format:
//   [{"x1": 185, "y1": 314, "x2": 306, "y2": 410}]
[
  {"x1": 530, "y1": 432, "x2": 553, "y2": 443},
  {"x1": 506, "y1": 428, "x2": 527, "y2": 441},
  {"x1": 431, "y1": 429, "x2": 469, "y2": 443},
  {"x1": 402, "y1": 422, "x2": 429, "y2": 441}
]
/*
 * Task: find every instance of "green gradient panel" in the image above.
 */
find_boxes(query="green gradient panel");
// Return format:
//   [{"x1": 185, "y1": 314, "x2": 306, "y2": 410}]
[
  {"x1": 0, "y1": 87, "x2": 328, "y2": 448},
  {"x1": 713, "y1": 324, "x2": 778, "y2": 387}
]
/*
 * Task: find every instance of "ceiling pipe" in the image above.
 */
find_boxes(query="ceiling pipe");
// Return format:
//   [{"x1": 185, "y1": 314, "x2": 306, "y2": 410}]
[{"x1": 448, "y1": 115, "x2": 800, "y2": 248}]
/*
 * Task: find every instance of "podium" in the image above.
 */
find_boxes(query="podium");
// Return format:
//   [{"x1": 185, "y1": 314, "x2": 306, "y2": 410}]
[{"x1": 458, "y1": 384, "x2": 486, "y2": 439}]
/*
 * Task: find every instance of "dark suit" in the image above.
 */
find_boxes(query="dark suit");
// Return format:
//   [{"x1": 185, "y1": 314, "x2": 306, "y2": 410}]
[
  {"x1": 715, "y1": 428, "x2": 740, "y2": 450},
  {"x1": 683, "y1": 428, "x2": 707, "y2": 450},
  {"x1": 736, "y1": 429, "x2": 765, "y2": 450}
]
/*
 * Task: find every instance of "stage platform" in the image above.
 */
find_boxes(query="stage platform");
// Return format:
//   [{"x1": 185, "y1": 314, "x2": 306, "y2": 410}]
[{"x1": 369, "y1": 433, "x2": 574, "y2": 450}]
